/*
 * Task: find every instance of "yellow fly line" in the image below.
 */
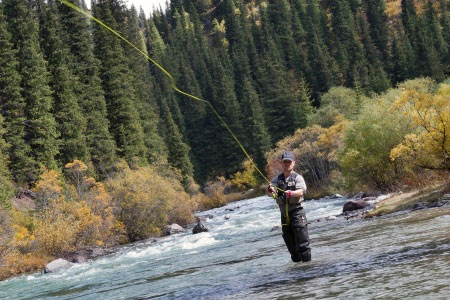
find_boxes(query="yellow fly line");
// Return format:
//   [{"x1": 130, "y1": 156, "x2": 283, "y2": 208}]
[{"x1": 56, "y1": 0, "x2": 278, "y2": 187}]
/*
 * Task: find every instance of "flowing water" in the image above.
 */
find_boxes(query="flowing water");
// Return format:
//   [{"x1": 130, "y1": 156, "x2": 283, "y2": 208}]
[{"x1": 1, "y1": 195, "x2": 450, "y2": 300}]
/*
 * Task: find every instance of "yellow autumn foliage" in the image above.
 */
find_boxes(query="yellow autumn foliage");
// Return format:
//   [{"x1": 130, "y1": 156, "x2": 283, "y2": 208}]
[
  {"x1": 107, "y1": 166, "x2": 195, "y2": 242},
  {"x1": 390, "y1": 82, "x2": 450, "y2": 170},
  {"x1": 33, "y1": 169, "x2": 63, "y2": 209},
  {"x1": 231, "y1": 159, "x2": 259, "y2": 190}
]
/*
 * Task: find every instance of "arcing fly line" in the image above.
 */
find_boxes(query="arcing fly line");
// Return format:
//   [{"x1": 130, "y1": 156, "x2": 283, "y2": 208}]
[{"x1": 56, "y1": 0, "x2": 276, "y2": 186}]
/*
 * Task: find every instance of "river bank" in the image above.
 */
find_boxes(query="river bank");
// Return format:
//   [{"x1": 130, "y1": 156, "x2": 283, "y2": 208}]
[{"x1": 2, "y1": 191, "x2": 450, "y2": 299}]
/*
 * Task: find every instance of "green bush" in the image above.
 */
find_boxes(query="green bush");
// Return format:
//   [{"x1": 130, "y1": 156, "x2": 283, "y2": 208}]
[
  {"x1": 338, "y1": 97, "x2": 414, "y2": 190},
  {"x1": 308, "y1": 86, "x2": 367, "y2": 128}
]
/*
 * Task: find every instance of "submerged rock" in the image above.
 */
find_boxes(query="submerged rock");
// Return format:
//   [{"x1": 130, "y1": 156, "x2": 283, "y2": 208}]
[
  {"x1": 343, "y1": 200, "x2": 369, "y2": 212},
  {"x1": 413, "y1": 202, "x2": 428, "y2": 210},
  {"x1": 44, "y1": 258, "x2": 73, "y2": 273},
  {"x1": 270, "y1": 225, "x2": 281, "y2": 232},
  {"x1": 192, "y1": 220, "x2": 209, "y2": 234}
]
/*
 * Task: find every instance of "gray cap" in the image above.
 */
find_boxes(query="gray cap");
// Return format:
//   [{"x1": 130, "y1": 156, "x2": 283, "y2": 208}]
[{"x1": 281, "y1": 151, "x2": 295, "y2": 161}]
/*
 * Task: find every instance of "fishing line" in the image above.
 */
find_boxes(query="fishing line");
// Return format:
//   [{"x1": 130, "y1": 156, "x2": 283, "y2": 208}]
[{"x1": 57, "y1": 0, "x2": 276, "y2": 186}]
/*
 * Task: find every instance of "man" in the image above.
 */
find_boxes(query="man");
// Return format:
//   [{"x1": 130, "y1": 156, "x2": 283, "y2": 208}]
[{"x1": 267, "y1": 151, "x2": 311, "y2": 262}]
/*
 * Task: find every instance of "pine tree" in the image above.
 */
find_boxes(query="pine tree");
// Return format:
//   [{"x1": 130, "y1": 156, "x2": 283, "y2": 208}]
[
  {"x1": 362, "y1": 0, "x2": 389, "y2": 62},
  {"x1": 38, "y1": 0, "x2": 89, "y2": 165},
  {"x1": 356, "y1": 7, "x2": 390, "y2": 93},
  {"x1": 155, "y1": 85, "x2": 194, "y2": 183},
  {"x1": 440, "y1": 0, "x2": 450, "y2": 70},
  {"x1": 57, "y1": 0, "x2": 117, "y2": 175},
  {"x1": 4, "y1": 0, "x2": 59, "y2": 178},
  {"x1": 402, "y1": 0, "x2": 444, "y2": 80},
  {"x1": 389, "y1": 27, "x2": 416, "y2": 84},
  {"x1": 206, "y1": 53, "x2": 246, "y2": 177},
  {"x1": 303, "y1": 0, "x2": 338, "y2": 100},
  {"x1": 0, "y1": 114, "x2": 14, "y2": 209},
  {"x1": 0, "y1": 5, "x2": 35, "y2": 183},
  {"x1": 123, "y1": 6, "x2": 166, "y2": 163},
  {"x1": 239, "y1": 76, "x2": 271, "y2": 172},
  {"x1": 92, "y1": 0, "x2": 147, "y2": 167},
  {"x1": 329, "y1": 0, "x2": 369, "y2": 87},
  {"x1": 424, "y1": 0, "x2": 448, "y2": 77}
]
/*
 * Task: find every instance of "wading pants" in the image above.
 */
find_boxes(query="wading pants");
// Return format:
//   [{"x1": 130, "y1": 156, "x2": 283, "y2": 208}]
[{"x1": 281, "y1": 206, "x2": 311, "y2": 262}]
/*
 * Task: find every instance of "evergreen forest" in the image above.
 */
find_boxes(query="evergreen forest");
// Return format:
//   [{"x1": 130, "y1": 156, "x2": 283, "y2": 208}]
[{"x1": 0, "y1": 0, "x2": 449, "y2": 187}]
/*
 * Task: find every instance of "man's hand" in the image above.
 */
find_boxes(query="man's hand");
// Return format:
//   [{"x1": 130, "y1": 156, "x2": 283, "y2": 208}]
[{"x1": 267, "y1": 185, "x2": 275, "y2": 194}]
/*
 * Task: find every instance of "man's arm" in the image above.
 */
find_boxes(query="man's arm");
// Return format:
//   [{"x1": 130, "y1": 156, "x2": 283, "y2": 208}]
[{"x1": 287, "y1": 174, "x2": 306, "y2": 199}]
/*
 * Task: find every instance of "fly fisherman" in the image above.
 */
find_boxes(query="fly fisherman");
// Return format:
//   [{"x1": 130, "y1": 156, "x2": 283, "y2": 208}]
[{"x1": 267, "y1": 151, "x2": 311, "y2": 262}]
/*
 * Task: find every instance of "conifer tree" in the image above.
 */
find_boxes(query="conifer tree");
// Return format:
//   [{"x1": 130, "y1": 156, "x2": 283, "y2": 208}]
[
  {"x1": 424, "y1": 0, "x2": 448, "y2": 76},
  {"x1": 0, "y1": 5, "x2": 35, "y2": 183},
  {"x1": 329, "y1": 0, "x2": 369, "y2": 87},
  {"x1": 38, "y1": 0, "x2": 89, "y2": 165},
  {"x1": 4, "y1": 0, "x2": 59, "y2": 178},
  {"x1": 356, "y1": 7, "x2": 390, "y2": 93},
  {"x1": 440, "y1": 0, "x2": 450, "y2": 69},
  {"x1": 207, "y1": 53, "x2": 246, "y2": 177},
  {"x1": 362, "y1": 0, "x2": 389, "y2": 62},
  {"x1": 297, "y1": 0, "x2": 337, "y2": 100},
  {"x1": 239, "y1": 76, "x2": 271, "y2": 172},
  {"x1": 92, "y1": 0, "x2": 147, "y2": 167},
  {"x1": 402, "y1": 0, "x2": 444, "y2": 80},
  {"x1": 389, "y1": 28, "x2": 416, "y2": 84},
  {"x1": 0, "y1": 114, "x2": 14, "y2": 209},
  {"x1": 123, "y1": 6, "x2": 166, "y2": 163},
  {"x1": 155, "y1": 84, "x2": 194, "y2": 183},
  {"x1": 57, "y1": 0, "x2": 117, "y2": 174}
]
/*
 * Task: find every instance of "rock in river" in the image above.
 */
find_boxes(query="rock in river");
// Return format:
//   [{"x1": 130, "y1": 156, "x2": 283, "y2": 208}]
[{"x1": 44, "y1": 258, "x2": 73, "y2": 273}]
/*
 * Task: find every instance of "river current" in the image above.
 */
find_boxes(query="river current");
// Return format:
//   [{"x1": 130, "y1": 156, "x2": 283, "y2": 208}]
[{"x1": 1, "y1": 195, "x2": 450, "y2": 299}]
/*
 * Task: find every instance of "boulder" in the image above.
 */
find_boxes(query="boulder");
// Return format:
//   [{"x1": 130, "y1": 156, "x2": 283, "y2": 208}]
[
  {"x1": 165, "y1": 223, "x2": 184, "y2": 235},
  {"x1": 192, "y1": 220, "x2": 209, "y2": 234},
  {"x1": 352, "y1": 191, "x2": 366, "y2": 200},
  {"x1": 44, "y1": 258, "x2": 73, "y2": 273},
  {"x1": 413, "y1": 202, "x2": 427, "y2": 210},
  {"x1": 343, "y1": 200, "x2": 370, "y2": 212},
  {"x1": 270, "y1": 225, "x2": 281, "y2": 232},
  {"x1": 329, "y1": 194, "x2": 344, "y2": 199},
  {"x1": 65, "y1": 253, "x2": 87, "y2": 264}
]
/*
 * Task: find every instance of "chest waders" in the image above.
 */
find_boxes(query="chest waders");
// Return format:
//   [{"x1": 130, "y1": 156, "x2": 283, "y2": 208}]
[{"x1": 275, "y1": 173, "x2": 311, "y2": 263}]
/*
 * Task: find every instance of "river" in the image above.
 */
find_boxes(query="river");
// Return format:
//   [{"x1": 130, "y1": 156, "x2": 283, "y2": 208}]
[{"x1": 1, "y1": 195, "x2": 450, "y2": 299}]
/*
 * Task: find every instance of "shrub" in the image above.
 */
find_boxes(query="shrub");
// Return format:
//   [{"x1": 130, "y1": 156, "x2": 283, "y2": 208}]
[
  {"x1": 339, "y1": 97, "x2": 414, "y2": 190},
  {"x1": 230, "y1": 159, "x2": 259, "y2": 190},
  {"x1": 308, "y1": 86, "x2": 366, "y2": 127},
  {"x1": 201, "y1": 177, "x2": 229, "y2": 210},
  {"x1": 107, "y1": 166, "x2": 194, "y2": 241},
  {"x1": 390, "y1": 81, "x2": 450, "y2": 170}
]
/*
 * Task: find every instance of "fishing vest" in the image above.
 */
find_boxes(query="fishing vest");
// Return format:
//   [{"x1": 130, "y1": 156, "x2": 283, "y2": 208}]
[{"x1": 275, "y1": 172, "x2": 303, "y2": 206}]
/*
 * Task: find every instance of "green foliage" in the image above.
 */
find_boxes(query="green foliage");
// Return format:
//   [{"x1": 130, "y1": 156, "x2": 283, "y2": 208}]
[
  {"x1": 339, "y1": 97, "x2": 414, "y2": 190},
  {"x1": 38, "y1": 0, "x2": 89, "y2": 166},
  {"x1": 308, "y1": 86, "x2": 365, "y2": 127},
  {"x1": 92, "y1": 0, "x2": 147, "y2": 167},
  {"x1": 0, "y1": 5, "x2": 35, "y2": 184},
  {"x1": 0, "y1": 114, "x2": 14, "y2": 209},
  {"x1": 4, "y1": 0, "x2": 59, "y2": 178},
  {"x1": 57, "y1": 0, "x2": 118, "y2": 175}
]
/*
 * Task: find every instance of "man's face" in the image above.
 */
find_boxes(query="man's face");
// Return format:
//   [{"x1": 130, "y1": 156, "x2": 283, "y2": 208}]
[{"x1": 282, "y1": 159, "x2": 295, "y2": 172}]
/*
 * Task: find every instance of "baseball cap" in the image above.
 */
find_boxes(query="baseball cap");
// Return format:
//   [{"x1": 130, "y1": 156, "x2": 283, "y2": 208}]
[{"x1": 281, "y1": 151, "x2": 295, "y2": 161}]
